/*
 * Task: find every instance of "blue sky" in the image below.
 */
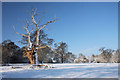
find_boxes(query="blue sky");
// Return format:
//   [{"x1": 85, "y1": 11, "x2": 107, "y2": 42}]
[{"x1": 2, "y1": 2, "x2": 118, "y2": 56}]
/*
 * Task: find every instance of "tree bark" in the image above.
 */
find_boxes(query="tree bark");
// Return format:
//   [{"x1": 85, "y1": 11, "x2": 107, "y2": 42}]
[{"x1": 24, "y1": 47, "x2": 36, "y2": 65}]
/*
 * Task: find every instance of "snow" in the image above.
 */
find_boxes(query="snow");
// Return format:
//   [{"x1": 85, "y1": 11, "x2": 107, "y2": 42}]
[
  {"x1": 35, "y1": 53, "x2": 39, "y2": 65},
  {"x1": 1, "y1": 63, "x2": 119, "y2": 78}
]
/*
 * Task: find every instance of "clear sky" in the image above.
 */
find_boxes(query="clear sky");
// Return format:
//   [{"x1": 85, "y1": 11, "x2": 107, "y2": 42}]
[{"x1": 2, "y1": 2, "x2": 118, "y2": 56}]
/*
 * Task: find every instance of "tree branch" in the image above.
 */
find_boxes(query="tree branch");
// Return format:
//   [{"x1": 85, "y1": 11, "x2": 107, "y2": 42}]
[
  {"x1": 36, "y1": 45, "x2": 57, "y2": 54},
  {"x1": 32, "y1": 15, "x2": 37, "y2": 25},
  {"x1": 26, "y1": 18, "x2": 29, "y2": 28},
  {"x1": 31, "y1": 9, "x2": 56, "y2": 47},
  {"x1": 39, "y1": 17, "x2": 56, "y2": 30},
  {"x1": 30, "y1": 27, "x2": 34, "y2": 33},
  {"x1": 26, "y1": 9, "x2": 31, "y2": 16},
  {"x1": 34, "y1": 8, "x2": 37, "y2": 16},
  {"x1": 37, "y1": 16, "x2": 44, "y2": 25},
  {"x1": 13, "y1": 26, "x2": 28, "y2": 37},
  {"x1": 24, "y1": 27, "x2": 29, "y2": 34}
]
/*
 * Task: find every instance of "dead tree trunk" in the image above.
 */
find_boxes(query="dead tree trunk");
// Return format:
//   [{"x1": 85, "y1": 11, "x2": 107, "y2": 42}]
[{"x1": 24, "y1": 47, "x2": 36, "y2": 64}]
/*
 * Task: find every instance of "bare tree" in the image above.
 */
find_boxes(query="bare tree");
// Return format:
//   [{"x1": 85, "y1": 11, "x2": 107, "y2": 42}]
[
  {"x1": 99, "y1": 47, "x2": 114, "y2": 63},
  {"x1": 13, "y1": 8, "x2": 56, "y2": 65},
  {"x1": 111, "y1": 49, "x2": 120, "y2": 63},
  {"x1": 64, "y1": 52, "x2": 76, "y2": 63},
  {"x1": 1, "y1": 40, "x2": 23, "y2": 64}
]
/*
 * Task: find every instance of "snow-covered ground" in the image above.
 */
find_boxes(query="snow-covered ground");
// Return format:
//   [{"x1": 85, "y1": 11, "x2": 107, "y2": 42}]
[{"x1": 0, "y1": 63, "x2": 119, "y2": 78}]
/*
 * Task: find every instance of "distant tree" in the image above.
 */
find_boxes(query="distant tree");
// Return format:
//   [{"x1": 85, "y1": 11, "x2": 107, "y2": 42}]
[
  {"x1": 74, "y1": 53, "x2": 88, "y2": 63},
  {"x1": 88, "y1": 54, "x2": 95, "y2": 63},
  {"x1": 79, "y1": 53, "x2": 85, "y2": 58},
  {"x1": 1, "y1": 40, "x2": 24, "y2": 64},
  {"x1": 55, "y1": 42, "x2": 68, "y2": 63},
  {"x1": 64, "y1": 52, "x2": 76, "y2": 63},
  {"x1": 111, "y1": 49, "x2": 120, "y2": 63},
  {"x1": 37, "y1": 46, "x2": 55, "y2": 63},
  {"x1": 99, "y1": 47, "x2": 114, "y2": 63},
  {"x1": 53, "y1": 53, "x2": 61, "y2": 63}
]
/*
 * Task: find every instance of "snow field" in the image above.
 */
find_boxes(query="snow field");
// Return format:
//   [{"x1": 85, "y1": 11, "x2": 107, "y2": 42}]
[{"x1": 1, "y1": 63, "x2": 119, "y2": 78}]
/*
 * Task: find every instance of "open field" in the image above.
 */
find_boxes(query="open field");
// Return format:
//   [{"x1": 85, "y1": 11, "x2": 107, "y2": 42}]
[{"x1": 0, "y1": 63, "x2": 119, "y2": 78}]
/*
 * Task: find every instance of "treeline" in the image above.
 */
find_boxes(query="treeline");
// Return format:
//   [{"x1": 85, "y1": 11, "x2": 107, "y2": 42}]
[
  {"x1": 1, "y1": 40, "x2": 119, "y2": 64},
  {"x1": 74, "y1": 47, "x2": 120, "y2": 63},
  {"x1": 0, "y1": 40, "x2": 76, "y2": 64}
]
